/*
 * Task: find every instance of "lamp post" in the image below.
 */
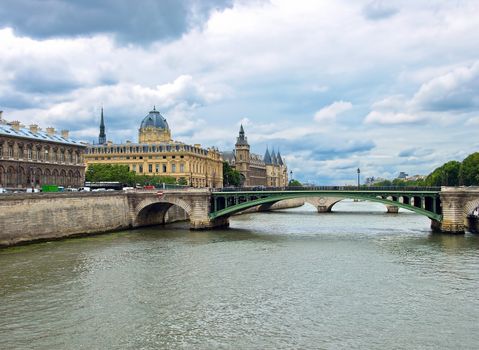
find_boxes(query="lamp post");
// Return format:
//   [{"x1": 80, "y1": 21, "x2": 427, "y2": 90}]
[{"x1": 357, "y1": 168, "x2": 360, "y2": 190}]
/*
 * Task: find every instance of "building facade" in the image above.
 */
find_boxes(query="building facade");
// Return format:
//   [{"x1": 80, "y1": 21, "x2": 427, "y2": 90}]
[
  {"x1": 222, "y1": 125, "x2": 288, "y2": 187},
  {"x1": 0, "y1": 111, "x2": 86, "y2": 189},
  {"x1": 85, "y1": 108, "x2": 223, "y2": 188}
]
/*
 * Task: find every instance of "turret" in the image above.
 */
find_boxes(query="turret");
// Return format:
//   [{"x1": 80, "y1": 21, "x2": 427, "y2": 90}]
[
  {"x1": 235, "y1": 124, "x2": 250, "y2": 186},
  {"x1": 98, "y1": 107, "x2": 106, "y2": 145}
]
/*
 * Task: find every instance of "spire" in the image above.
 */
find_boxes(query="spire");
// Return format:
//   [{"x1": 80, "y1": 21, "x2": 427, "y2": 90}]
[
  {"x1": 98, "y1": 107, "x2": 106, "y2": 145},
  {"x1": 236, "y1": 124, "x2": 249, "y2": 146},
  {"x1": 277, "y1": 150, "x2": 284, "y2": 166},
  {"x1": 271, "y1": 148, "x2": 278, "y2": 165},
  {"x1": 264, "y1": 147, "x2": 272, "y2": 164}
]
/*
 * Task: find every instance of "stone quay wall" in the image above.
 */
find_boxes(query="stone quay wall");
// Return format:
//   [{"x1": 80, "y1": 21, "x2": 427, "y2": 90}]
[{"x1": 0, "y1": 192, "x2": 131, "y2": 247}]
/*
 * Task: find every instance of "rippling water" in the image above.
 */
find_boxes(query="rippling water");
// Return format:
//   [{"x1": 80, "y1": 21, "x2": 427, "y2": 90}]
[{"x1": 1, "y1": 201, "x2": 479, "y2": 349}]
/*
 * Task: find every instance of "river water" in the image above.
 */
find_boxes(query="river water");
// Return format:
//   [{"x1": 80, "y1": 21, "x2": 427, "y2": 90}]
[{"x1": 1, "y1": 201, "x2": 478, "y2": 349}]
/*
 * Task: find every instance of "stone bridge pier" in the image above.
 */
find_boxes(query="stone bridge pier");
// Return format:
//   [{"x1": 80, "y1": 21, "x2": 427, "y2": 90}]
[
  {"x1": 432, "y1": 187, "x2": 479, "y2": 234},
  {"x1": 304, "y1": 197, "x2": 343, "y2": 212}
]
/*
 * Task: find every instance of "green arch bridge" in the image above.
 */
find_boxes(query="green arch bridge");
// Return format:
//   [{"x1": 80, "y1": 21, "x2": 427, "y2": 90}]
[{"x1": 210, "y1": 186, "x2": 442, "y2": 221}]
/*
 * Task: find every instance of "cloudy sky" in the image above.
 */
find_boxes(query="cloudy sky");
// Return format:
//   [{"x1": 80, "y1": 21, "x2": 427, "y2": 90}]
[{"x1": 1, "y1": 0, "x2": 478, "y2": 184}]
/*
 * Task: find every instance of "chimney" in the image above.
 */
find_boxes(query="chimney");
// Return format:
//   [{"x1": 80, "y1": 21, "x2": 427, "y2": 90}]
[
  {"x1": 61, "y1": 130, "x2": 69, "y2": 139},
  {"x1": 46, "y1": 127, "x2": 55, "y2": 135},
  {"x1": 29, "y1": 124, "x2": 39, "y2": 133},
  {"x1": 10, "y1": 121, "x2": 21, "y2": 131}
]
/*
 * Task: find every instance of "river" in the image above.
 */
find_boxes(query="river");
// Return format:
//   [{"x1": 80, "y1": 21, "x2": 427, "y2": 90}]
[{"x1": 1, "y1": 201, "x2": 478, "y2": 349}]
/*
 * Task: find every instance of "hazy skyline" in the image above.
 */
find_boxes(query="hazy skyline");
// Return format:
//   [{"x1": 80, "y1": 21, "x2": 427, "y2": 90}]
[{"x1": 1, "y1": 0, "x2": 478, "y2": 184}]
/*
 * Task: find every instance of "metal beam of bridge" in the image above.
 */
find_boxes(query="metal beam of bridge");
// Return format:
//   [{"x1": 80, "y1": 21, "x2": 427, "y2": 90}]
[{"x1": 210, "y1": 187, "x2": 442, "y2": 221}]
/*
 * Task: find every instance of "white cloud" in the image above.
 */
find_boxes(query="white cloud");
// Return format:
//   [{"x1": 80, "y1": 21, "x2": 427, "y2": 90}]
[
  {"x1": 314, "y1": 101, "x2": 352, "y2": 123},
  {"x1": 411, "y1": 61, "x2": 479, "y2": 111},
  {"x1": 2, "y1": 1, "x2": 479, "y2": 183},
  {"x1": 364, "y1": 111, "x2": 424, "y2": 125}
]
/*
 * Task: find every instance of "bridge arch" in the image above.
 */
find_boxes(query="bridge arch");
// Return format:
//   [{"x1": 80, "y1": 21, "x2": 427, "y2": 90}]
[
  {"x1": 134, "y1": 196, "x2": 193, "y2": 227},
  {"x1": 210, "y1": 192, "x2": 442, "y2": 222}
]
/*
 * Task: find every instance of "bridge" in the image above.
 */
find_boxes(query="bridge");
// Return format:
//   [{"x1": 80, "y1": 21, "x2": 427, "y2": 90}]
[
  {"x1": 210, "y1": 187, "x2": 443, "y2": 221},
  {"x1": 1, "y1": 186, "x2": 478, "y2": 247}
]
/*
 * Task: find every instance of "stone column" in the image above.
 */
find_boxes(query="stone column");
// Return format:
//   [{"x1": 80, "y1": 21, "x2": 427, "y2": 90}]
[
  {"x1": 435, "y1": 188, "x2": 466, "y2": 234},
  {"x1": 187, "y1": 189, "x2": 230, "y2": 230},
  {"x1": 386, "y1": 205, "x2": 399, "y2": 214}
]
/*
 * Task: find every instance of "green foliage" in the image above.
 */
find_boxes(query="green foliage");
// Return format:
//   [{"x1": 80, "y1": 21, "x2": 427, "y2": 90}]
[
  {"x1": 371, "y1": 152, "x2": 479, "y2": 187},
  {"x1": 459, "y1": 152, "x2": 479, "y2": 186},
  {"x1": 86, "y1": 164, "x2": 177, "y2": 187},
  {"x1": 177, "y1": 177, "x2": 188, "y2": 186},
  {"x1": 288, "y1": 179, "x2": 302, "y2": 187},
  {"x1": 86, "y1": 164, "x2": 135, "y2": 184},
  {"x1": 425, "y1": 161, "x2": 461, "y2": 186},
  {"x1": 223, "y1": 162, "x2": 241, "y2": 187}
]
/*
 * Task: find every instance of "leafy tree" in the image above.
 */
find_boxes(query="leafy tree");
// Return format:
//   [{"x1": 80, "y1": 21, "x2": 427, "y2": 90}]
[
  {"x1": 86, "y1": 164, "x2": 176, "y2": 187},
  {"x1": 177, "y1": 177, "x2": 188, "y2": 186},
  {"x1": 86, "y1": 164, "x2": 135, "y2": 184},
  {"x1": 223, "y1": 162, "x2": 241, "y2": 187},
  {"x1": 459, "y1": 152, "x2": 479, "y2": 186},
  {"x1": 425, "y1": 161, "x2": 461, "y2": 186},
  {"x1": 288, "y1": 179, "x2": 302, "y2": 187}
]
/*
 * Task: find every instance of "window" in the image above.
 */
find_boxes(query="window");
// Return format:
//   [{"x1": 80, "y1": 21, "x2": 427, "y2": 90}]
[
  {"x1": 172, "y1": 164, "x2": 176, "y2": 173},
  {"x1": 180, "y1": 163, "x2": 184, "y2": 172},
  {"x1": 148, "y1": 164, "x2": 152, "y2": 173},
  {"x1": 27, "y1": 148, "x2": 32, "y2": 159},
  {"x1": 139, "y1": 165, "x2": 143, "y2": 173},
  {"x1": 132, "y1": 164, "x2": 137, "y2": 172},
  {"x1": 8, "y1": 146, "x2": 13, "y2": 158},
  {"x1": 155, "y1": 164, "x2": 159, "y2": 173},
  {"x1": 162, "y1": 164, "x2": 167, "y2": 173}
]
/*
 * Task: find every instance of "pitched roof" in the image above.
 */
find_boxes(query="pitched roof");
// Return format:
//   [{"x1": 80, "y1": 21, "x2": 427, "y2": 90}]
[{"x1": 0, "y1": 123, "x2": 85, "y2": 147}]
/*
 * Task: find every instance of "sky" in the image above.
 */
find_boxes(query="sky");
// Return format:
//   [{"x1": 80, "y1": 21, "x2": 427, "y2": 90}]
[{"x1": 1, "y1": 0, "x2": 479, "y2": 184}]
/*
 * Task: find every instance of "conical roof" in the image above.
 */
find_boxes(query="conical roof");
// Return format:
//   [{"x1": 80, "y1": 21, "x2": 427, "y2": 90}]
[
  {"x1": 264, "y1": 147, "x2": 272, "y2": 164},
  {"x1": 277, "y1": 150, "x2": 284, "y2": 165}
]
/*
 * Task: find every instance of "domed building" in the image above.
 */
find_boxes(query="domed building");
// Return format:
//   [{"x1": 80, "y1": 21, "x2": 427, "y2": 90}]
[
  {"x1": 138, "y1": 107, "x2": 172, "y2": 143},
  {"x1": 85, "y1": 108, "x2": 223, "y2": 188}
]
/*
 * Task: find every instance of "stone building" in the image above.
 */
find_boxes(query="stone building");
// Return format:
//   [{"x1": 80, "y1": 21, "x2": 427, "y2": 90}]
[
  {"x1": 222, "y1": 125, "x2": 288, "y2": 187},
  {"x1": 0, "y1": 111, "x2": 86, "y2": 189},
  {"x1": 85, "y1": 108, "x2": 223, "y2": 188}
]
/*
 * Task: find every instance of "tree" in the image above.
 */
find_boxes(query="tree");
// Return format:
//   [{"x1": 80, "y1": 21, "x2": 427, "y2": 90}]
[
  {"x1": 86, "y1": 164, "x2": 135, "y2": 185},
  {"x1": 288, "y1": 179, "x2": 302, "y2": 187},
  {"x1": 459, "y1": 152, "x2": 479, "y2": 186},
  {"x1": 425, "y1": 161, "x2": 461, "y2": 186},
  {"x1": 86, "y1": 164, "x2": 177, "y2": 187},
  {"x1": 177, "y1": 177, "x2": 188, "y2": 186},
  {"x1": 223, "y1": 162, "x2": 241, "y2": 187}
]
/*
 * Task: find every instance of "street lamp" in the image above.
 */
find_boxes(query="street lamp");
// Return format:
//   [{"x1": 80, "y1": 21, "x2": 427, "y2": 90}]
[{"x1": 357, "y1": 168, "x2": 360, "y2": 190}]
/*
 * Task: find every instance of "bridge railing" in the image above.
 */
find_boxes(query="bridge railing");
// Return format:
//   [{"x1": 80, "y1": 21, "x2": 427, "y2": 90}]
[{"x1": 213, "y1": 186, "x2": 441, "y2": 192}]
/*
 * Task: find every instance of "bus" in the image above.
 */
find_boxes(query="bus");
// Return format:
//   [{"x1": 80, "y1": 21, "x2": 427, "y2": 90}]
[{"x1": 84, "y1": 182, "x2": 123, "y2": 190}]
